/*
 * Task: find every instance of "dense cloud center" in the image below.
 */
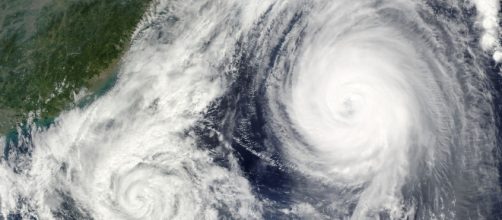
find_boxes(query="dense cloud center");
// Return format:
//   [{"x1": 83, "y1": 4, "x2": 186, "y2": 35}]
[{"x1": 1, "y1": 0, "x2": 501, "y2": 219}]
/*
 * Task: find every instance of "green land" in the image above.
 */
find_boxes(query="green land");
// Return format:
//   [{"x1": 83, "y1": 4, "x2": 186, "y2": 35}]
[{"x1": 0, "y1": 0, "x2": 151, "y2": 133}]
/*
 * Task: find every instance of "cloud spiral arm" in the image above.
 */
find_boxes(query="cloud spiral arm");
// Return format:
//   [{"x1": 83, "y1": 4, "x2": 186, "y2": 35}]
[{"x1": 0, "y1": 0, "x2": 501, "y2": 219}]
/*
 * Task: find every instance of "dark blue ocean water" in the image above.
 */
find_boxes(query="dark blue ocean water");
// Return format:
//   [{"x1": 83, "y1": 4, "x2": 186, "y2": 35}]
[{"x1": 2, "y1": 1, "x2": 502, "y2": 219}]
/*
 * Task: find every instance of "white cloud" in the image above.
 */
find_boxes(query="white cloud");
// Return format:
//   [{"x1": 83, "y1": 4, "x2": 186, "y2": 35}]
[{"x1": 473, "y1": 0, "x2": 502, "y2": 62}]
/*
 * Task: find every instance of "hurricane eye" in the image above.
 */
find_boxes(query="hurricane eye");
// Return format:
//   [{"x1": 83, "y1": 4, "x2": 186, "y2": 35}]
[{"x1": 0, "y1": 1, "x2": 501, "y2": 220}]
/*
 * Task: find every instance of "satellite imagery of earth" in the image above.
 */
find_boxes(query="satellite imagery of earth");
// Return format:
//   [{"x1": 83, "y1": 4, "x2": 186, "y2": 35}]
[{"x1": 1, "y1": 0, "x2": 502, "y2": 219}]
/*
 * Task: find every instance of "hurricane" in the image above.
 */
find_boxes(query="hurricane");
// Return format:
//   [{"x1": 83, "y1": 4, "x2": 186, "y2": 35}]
[{"x1": 1, "y1": 0, "x2": 502, "y2": 219}]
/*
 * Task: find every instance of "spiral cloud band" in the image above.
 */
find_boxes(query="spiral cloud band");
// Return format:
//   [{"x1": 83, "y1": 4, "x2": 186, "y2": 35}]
[
  {"x1": 1, "y1": 0, "x2": 502, "y2": 219},
  {"x1": 270, "y1": 1, "x2": 469, "y2": 217}
]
